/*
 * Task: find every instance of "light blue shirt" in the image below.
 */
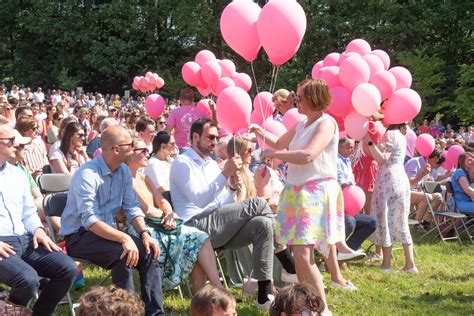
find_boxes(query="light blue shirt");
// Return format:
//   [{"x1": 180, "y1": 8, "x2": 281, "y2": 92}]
[
  {"x1": 170, "y1": 148, "x2": 236, "y2": 222},
  {"x1": 59, "y1": 155, "x2": 144, "y2": 236},
  {"x1": 336, "y1": 153, "x2": 355, "y2": 186},
  {"x1": 404, "y1": 156, "x2": 426, "y2": 179},
  {"x1": 0, "y1": 162, "x2": 43, "y2": 236}
]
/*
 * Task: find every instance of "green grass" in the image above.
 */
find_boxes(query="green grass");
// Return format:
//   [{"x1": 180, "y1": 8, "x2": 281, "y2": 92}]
[{"x1": 57, "y1": 236, "x2": 474, "y2": 315}]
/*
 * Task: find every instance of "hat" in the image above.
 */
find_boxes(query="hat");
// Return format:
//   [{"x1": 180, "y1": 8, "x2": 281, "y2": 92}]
[{"x1": 14, "y1": 130, "x2": 31, "y2": 145}]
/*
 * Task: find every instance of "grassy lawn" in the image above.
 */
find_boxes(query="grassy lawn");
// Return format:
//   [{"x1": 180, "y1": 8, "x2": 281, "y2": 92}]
[{"x1": 57, "y1": 236, "x2": 474, "y2": 315}]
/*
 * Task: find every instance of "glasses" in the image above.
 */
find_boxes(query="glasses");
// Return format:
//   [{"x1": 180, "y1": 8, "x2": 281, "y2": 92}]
[
  {"x1": 31, "y1": 126, "x2": 38, "y2": 131},
  {"x1": 75, "y1": 133, "x2": 85, "y2": 138},
  {"x1": 15, "y1": 143, "x2": 25, "y2": 149},
  {"x1": 115, "y1": 141, "x2": 134, "y2": 150},
  {"x1": 133, "y1": 147, "x2": 149, "y2": 155},
  {"x1": 206, "y1": 134, "x2": 220, "y2": 141},
  {"x1": 0, "y1": 136, "x2": 15, "y2": 147},
  {"x1": 158, "y1": 121, "x2": 166, "y2": 125},
  {"x1": 244, "y1": 148, "x2": 252, "y2": 154}
]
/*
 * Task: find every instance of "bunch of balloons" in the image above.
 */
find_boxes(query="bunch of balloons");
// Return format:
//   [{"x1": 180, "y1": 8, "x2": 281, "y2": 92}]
[
  {"x1": 132, "y1": 72, "x2": 165, "y2": 93},
  {"x1": 181, "y1": 50, "x2": 252, "y2": 97},
  {"x1": 312, "y1": 38, "x2": 422, "y2": 140},
  {"x1": 220, "y1": 0, "x2": 306, "y2": 66}
]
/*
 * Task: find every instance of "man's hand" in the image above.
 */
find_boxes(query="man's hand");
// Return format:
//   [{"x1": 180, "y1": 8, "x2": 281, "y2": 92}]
[
  {"x1": 0, "y1": 241, "x2": 16, "y2": 260},
  {"x1": 120, "y1": 235, "x2": 140, "y2": 268},
  {"x1": 162, "y1": 212, "x2": 176, "y2": 230},
  {"x1": 421, "y1": 163, "x2": 431, "y2": 176},
  {"x1": 142, "y1": 233, "x2": 160, "y2": 260},
  {"x1": 33, "y1": 227, "x2": 62, "y2": 252},
  {"x1": 222, "y1": 155, "x2": 242, "y2": 178},
  {"x1": 229, "y1": 171, "x2": 243, "y2": 190}
]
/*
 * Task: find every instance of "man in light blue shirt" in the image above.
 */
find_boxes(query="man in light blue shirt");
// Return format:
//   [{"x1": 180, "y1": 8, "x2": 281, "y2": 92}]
[
  {"x1": 60, "y1": 125, "x2": 164, "y2": 316},
  {"x1": 0, "y1": 125, "x2": 77, "y2": 315}
]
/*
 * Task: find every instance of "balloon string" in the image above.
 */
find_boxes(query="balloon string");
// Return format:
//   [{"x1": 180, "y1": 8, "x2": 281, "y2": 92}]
[
  {"x1": 251, "y1": 61, "x2": 267, "y2": 153},
  {"x1": 269, "y1": 66, "x2": 276, "y2": 92},
  {"x1": 272, "y1": 66, "x2": 280, "y2": 94}
]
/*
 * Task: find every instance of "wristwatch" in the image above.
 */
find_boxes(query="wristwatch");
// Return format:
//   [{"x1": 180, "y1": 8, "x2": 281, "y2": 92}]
[
  {"x1": 368, "y1": 141, "x2": 373, "y2": 146},
  {"x1": 139, "y1": 229, "x2": 152, "y2": 239}
]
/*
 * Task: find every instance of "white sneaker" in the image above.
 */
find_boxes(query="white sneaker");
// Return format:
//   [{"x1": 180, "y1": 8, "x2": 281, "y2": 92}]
[
  {"x1": 337, "y1": 251, "x2": 366, "y2": 262},
  {"x1": 256, "y1": 294, "x2": 275, "y2": 310},
  {"x1": 280, "y1": 269, "x2": 299, "y2": 283},
  {"x1": 330, "y1": 280, "x2": 357, "y2": 291}
]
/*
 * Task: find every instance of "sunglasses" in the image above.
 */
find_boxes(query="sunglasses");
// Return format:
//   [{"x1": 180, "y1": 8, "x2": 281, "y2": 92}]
[
  {"x1": 75, "y1": 133, "x2": 85, "y2": 138},
  {"x1": 133, "y1": 147, "x2": 149, "y2": 155},
  {"x1": 0, "y1": 136, "x2": 15, "y2": 147},
  {"x1": 115, "y1": 141, "x2": 134, "y2": 150},
  {"x1": 206, "y1": 134, "x2": 220, "y2": 141},
  {"x1": 158, "y1": 121, "x2": 166, "y2": 125},
  {"x1": 15, "y1": 143, "x2": 26, "y2": 149}
]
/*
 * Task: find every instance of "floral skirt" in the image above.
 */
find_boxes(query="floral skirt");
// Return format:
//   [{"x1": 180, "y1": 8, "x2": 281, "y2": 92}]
[
  {"x1": 275, "y1": 178, "x2": 345, "y2": 257},
  {"x1": 130, "y1": 224, "x2": 208, "y2": 290}
]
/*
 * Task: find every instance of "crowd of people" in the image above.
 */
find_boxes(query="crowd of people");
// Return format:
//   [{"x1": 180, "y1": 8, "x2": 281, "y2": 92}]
[{"x1": 0, "y1": 80, "x2": 473, "y2": 315}]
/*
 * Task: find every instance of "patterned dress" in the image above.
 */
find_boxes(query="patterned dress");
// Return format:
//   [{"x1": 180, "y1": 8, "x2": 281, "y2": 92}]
[{"x1": 370, "y1": 130, "x2": 413, "y2": 246}]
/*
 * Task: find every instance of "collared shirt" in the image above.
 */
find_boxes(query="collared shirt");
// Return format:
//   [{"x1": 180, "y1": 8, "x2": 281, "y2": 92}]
[
  {"x1": 336, "y1": 153, "x2": 355, "y2": 186},
  {"x1": 169, "y1": 148, "x2": 235, "y2": 222},
  {"x1": 59, "y1": 155, "x2": 144, "y2": 236},
  {"x1": 0, "y1": 162, "x2": 43, "y2": 236},
  {"x1": 404, "y1": 156, "x2": 427, "y2": 189}
]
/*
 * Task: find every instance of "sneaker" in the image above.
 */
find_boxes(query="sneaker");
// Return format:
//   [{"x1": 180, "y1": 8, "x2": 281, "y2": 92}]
[
  {"x1": 401, "y1": 267, "x2": 419, "y2": 273},
  {"x1": 280, "y1": 269, "x2": 299, "y2": 283},
  {"x1": 330, "y1": 280, "x2": 357, "y2": 291},
  {"x1": 337, "y1": 251, "x2": 366, "y2": 262},
  {"x1": 256, "y1": 294, "x2": 275, "y2": 310}
]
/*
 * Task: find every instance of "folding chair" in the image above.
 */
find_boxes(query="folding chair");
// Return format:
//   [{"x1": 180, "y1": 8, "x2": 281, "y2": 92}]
[
  {"x1": 418, "y1": 181, "x2": 467, "y2": 244},
  {"x1": 445, "y1": 182, "x2": 474, "y2": 244}
]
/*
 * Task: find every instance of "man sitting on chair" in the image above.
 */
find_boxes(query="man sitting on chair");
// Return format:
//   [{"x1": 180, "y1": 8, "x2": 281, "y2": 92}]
[
  {"x1": 0, "y1": 125, "x2": 77, "y2": 315},
  {"x1": 59, "y1": 125, "x2": 165, "y2": 316}
]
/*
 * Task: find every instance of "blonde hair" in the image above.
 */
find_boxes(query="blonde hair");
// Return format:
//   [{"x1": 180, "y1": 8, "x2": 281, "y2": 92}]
[
  {"x1": 297, "y1": 78, "x2": 332, "y2": 111},
  {"x1": 272, "y1": 89, "x2": 290, "y2": 103},
  {"x1": 227, "y1": 137, "x2": 256, "y2": 202}
]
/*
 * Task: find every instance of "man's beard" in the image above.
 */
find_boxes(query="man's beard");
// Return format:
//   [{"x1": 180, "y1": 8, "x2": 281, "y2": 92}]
[{"x1": 196, "y1": 139, "x2": 214, "y2": 157}]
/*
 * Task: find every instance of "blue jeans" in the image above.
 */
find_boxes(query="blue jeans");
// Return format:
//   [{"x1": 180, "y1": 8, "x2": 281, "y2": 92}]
[
  {"x1": 65, "y1": 228, "x2": 164, "y2": 316},
  {"x1": 344, "y1": 214, "x2": 377, "y2": 251},
  {"x1": 0, "y1": 235, "x2": 77, "y2": 316}
]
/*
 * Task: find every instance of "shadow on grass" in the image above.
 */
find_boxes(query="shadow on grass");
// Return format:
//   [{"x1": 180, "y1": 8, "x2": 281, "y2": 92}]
[{"x1": 401, "y1": 291, "x2": 474, "y2": 314}]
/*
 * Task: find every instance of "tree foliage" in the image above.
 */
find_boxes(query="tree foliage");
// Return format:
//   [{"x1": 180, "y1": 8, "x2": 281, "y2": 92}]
[{"x1": 0, "y1": 0, "x2": 472, "y2": 124}]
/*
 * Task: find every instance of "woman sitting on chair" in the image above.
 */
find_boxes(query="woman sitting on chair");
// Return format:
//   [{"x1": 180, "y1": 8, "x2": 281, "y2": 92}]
[
  {"x1": 451, "y1": 153, "x2": 474, "y2": 214},
  {"x1": 127, "y1": 138, "x2": 223, "y2": 292}
]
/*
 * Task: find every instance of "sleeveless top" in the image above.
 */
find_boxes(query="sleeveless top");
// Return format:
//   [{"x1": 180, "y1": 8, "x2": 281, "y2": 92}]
[{"x1": 286, "y1": 113, "x2": 338, "y2": 186}]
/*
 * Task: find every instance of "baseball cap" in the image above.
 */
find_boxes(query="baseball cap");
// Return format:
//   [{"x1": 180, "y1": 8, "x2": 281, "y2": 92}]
[{"x1": 14, "y1": 129, "x2": 31, "y2": 145}]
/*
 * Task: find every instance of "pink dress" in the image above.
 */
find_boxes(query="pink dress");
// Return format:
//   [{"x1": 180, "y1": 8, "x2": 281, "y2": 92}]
[{"x1": 353, "y1": 150, "x2": 378, "y2": 192}]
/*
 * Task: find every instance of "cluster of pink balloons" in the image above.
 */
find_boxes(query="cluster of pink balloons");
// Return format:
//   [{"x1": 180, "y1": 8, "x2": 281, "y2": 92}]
[
  {"x1": 220, "y1": 0, "x2": 306, "y2": 66},
  {"x1": 312, "y1": 38, "x2": 421, "y2": 140},
  {"x1": 132, "y1": 72, "x2": 165, "y2": 93},
  {"x1": 181, "y1": 50, "x2": 252, "y2": 97}
]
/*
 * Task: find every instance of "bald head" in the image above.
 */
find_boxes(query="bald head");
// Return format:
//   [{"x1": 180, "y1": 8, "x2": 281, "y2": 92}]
[{"x1": 101, "y1": 125, "x2": 131, "y2": 150}]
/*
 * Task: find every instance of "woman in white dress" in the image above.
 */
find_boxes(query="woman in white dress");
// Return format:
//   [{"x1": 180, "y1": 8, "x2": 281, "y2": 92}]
[{"x1": 145, "y1": 131, "x2": 176, "y2": 193}]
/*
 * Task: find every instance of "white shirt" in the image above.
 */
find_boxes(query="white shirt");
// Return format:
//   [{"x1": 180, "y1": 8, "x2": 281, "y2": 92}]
[
  {"x1": 33, "y1": 91, "x2": 45, "y2": 103},
  {"x1": 286, "y1": 114, "x2": 338, "y2": 185},
  {"x1": 170, "y1": 148, "x2": 235, "y2": 222},
  {"x1": 145, "y1": 156, "x2": 172, "y2": 191}
]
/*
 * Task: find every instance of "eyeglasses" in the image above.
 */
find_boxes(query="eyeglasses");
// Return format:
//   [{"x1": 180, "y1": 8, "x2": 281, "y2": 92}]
[
  {"x1": 115, "y1": 141, "x2": 134, "y2": 150},
  {"x1": 133, "y1": 147, "x2": 149, "y2": 155},
  {"x1": 0, "y1": 136, "x2": 15, "y2": 147},
  {"x1": 158, "y1": 121, "x2": 166, "y2": 125},
  {"x1": 75, "y1": 133, "x2": 85, "y2": 138},
  {"x1": 206, "y1": 134, "x2": 220, "y2": 141},
  {"x1": 15, "y1": 143, "x2": 25, "y2": 149}
]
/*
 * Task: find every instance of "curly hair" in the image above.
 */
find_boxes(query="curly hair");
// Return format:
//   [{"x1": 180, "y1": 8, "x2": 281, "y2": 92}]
[
  {"x1": 76, "y1": 285, "x2": 144, "y2": 316},
  {"x1": 269, "y1": 283, "x2": 325, "y2": 316}
]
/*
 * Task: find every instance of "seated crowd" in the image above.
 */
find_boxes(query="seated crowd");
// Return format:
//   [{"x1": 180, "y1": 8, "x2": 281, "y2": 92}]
[{"x1": 0, "y1": 82, "x2": 473, "y2": 315}]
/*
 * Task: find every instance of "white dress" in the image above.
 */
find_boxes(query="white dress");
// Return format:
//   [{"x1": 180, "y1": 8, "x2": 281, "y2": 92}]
[{"x1": 370, "y1": 130, "x2": 413, "y2": 246}]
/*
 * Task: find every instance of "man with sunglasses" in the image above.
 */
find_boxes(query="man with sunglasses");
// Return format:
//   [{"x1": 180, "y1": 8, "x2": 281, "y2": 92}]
[
  {"x1": 0, "y1": 125, "x2": 78, "y2": 315},
  {"x1": 60, "y1": 125, "x2": 165, "y2": 315}
]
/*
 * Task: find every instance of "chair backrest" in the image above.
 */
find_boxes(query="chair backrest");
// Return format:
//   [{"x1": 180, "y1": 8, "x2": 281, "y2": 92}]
[
  {"x1": 422, "y1": 181, "x2": 443, "y2": 194},
  {"x1": 37, "y1": 173, "x2": 72, "y2": 194},
  {"x1": 445, "y1": 181, "x2": 455, "y2": 196},
  {"x1": 44, "y1": 192, "x2": 68, "y2": 217}
]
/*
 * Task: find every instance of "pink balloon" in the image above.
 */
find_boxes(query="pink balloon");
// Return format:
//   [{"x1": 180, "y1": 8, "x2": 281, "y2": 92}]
[
  {"x1": 257, "y1": 0, "x2": 307, "y2": 66},
  {"x1": 352, "y1": 83, "x2": 381, "y2": 117},
  {"x1": 362, "y1": 54, "x2": 385, "y2": 76},
  {"x1": 258, "y1": 119, "x2": 287, "y2": 151},
  {"x1": 447, "y1": 145, "x2": 465, "y2": 167},
  {"x1": 345, "y1": 39, "x2": 371, "y2": 55},
  {"x1": 133, "y1": 76, "x2": 140, "y2": 85},
  {"x1": 389, "y1": 66, "x2": 412, "y2": 90},
  {"x1": 232, "y1": 73, "x2": 252, "y2": 92},
  {"x1": 316, "y1": 66, "x2": 341, "y2": 89},
  {"x1": 195, "y1": 50, "x2": 216, "y2": 67},
  {"x1": 145, "y1": 94, "x2": 165, "y2": 120},
  {"x1": 139, "y1": 77, "x2": 151, "y2": 92},
  {"x1": 220, "y1": 1, "x2": 262, "y2": 62},
  {"x1": 182, "y1": 62, "x2": 202, "y2": 87},
  {"x1": 311, "y1": 61, "x2": 324, "y2": 79},
  {"x1": 369, "y1": 70, "x2": 397, "y2": 101},
  {"x1": 197, "y1": 85, "x2": 211, "y2": 97},
  {"x1": 216, "y1": 86, "x2": 252, "y2": 134},
  {"x1": 327, "y1": 86, "x2": 352, "y2": 117},
  {"x1": 155, "y1": 77, "x2": 165, "y2": 89},
  {"x1": 147, "y1": 74, "x2": 157, "y2": 87},
  {"x1": 132, "y1": 82, "x2": 139, "y2": 90},
  {"x1": 145, "y1": 71, "x2": 153, "y2": 79},
  {"x1": 281, "y1": 108, "x2": 306, "y2": 130},
  {"x1": 367, "y1": 121, "x2": 386, "y2": 144},
  {"x1": 250, "y1": 111, "x2": 264, "y2": 125},
  {"x1": 441, "y1": 151, "x2": 453, "y2": 170},
  {"x1": 253, "y1": 92, "x2": 275, "y2": 120},
  {"x1": 323, "y1": 53, "x2": 340, "y2": 67},
  {"x1": 371, "y1": 50, "x2": 390, "y2": 70},
  {"x1": 344, "y1": 111, "x2": 369, "y2": 141},
  {"x1": 415, "y1": 133, "x2": 436, "y2": 157},
  {"x1": 214, "y1": 77, "x2": 235, "y2": 95},
  {"x1": 201, "y1": 60, "x2": 222, "y2": 86},
  {"x1": 383, "y1": 88, "x2": 421, "y2": 125},
  {"x1": 342, "y1": 185, "x2": 366, "y2": 216},
  {"x1": 339, "y1": 55, "x2": 371, "y2": 91},
  {"x1": 196, "y1": 99, "x2": 213, "y2": 116},
  {"x1": 219, "y1": 59, "x2": 236, "y2": 78},
  {"x1": 338, "y1": 52, "x2": 359, "y2": 66}
]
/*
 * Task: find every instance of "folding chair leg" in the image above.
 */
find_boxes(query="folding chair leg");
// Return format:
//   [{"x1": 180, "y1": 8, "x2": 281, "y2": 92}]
[
  {"x1": 215, "y1": 251, "x2": 229, "y2": 289},
  {"x1": 66, "y1": 292, "x2": 75, "y2": 316},
  {"x1": 176, "y1": 284, "x2": 184, "y2": 299}
]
